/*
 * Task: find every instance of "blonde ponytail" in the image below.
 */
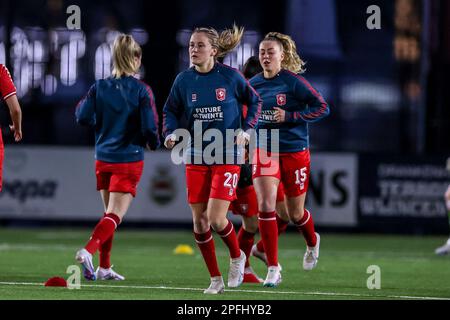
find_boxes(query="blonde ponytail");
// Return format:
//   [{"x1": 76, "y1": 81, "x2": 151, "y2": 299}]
[
  {"x1": 193, "y1": 24, "x2": 244, "y2": 59},
  {"x1": 216, "y1": 25, "x2": 244, "y2": 58},
  {"x1": 264, "y1": 32, "x2": 306, "y2": 74},
  {"x1": 112, "y1": 34, "x2": 142, "y2": 78}
]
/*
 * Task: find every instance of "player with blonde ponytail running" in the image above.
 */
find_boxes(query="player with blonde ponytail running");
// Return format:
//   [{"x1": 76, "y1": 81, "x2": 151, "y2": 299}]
[
  {"x1": 75, "y1": 34, "x2": 159, "y2": 281},
  {"x1": 163, "y1": 25, "x2": 262, "y2": 294}
]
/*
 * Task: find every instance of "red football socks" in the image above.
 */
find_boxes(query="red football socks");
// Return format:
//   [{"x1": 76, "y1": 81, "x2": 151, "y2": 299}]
[
  {"x1": 256, "y1": 214, "x2": 289, "y2": 253},
  {"x1": 85, "y1": 213, "x2": 121, "y2": 255},
  {"x1": 258, "y1": 211, "x2": 278, "y2": 266},
  {"x1": 217, "y1": 220, "x2": 241, "y2": 259},
  {"x1": 194, "y1": 229, "x2": 221, "y2": 277},
  {"x1": 99, "y1": 213, "x2": 113, "y2": 269},
  {"x1": 276, "y1": 214, "x2": 290, "y2": 235},
  {"x1": 294, "y1": 209, "x2": 317, "y2": 247},
  {"x1": 256, "y1": 238, "x2": 265, "y2": 253},
  {"x1": 237, "y1": 228, "x2": 255, "y2": 268}
]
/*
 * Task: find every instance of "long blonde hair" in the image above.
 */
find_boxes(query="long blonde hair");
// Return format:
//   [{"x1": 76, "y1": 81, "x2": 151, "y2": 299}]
[
  {"x1": 263, "y1": 32, "x2": 306, "y2": 74},
  {"x1": 112, "y1": 34, "x2": 142, "y2": 78},
  {"x1": 193, "y1": 24, "x2": 244, "y2": 59}
]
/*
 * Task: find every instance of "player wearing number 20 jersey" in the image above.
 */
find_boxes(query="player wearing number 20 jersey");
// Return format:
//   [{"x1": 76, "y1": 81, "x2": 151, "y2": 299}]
[
  {"x1": 163, "y1": 63, "x2": 261, "y2": 202},
  {"x1": 164, "y1": 59, "x2": 261, "y2": 202},
  {"x1": 163, "y1": 26, "x2": 261, "y2": 294}
]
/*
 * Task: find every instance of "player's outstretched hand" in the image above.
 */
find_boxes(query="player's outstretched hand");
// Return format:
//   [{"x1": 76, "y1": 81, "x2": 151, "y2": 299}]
[
  {"x1": 164, "y1": 134, "x2": 177, "y2": 149},
  {"x1": 236, "y1": 130, "x2": 250, "y2": 146}
]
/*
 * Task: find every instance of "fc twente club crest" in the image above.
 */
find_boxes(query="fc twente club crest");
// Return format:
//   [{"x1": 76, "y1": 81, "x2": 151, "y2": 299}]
[
  {"x1": 276, "y1": 94, "x2": 286, "y2": 106},
  {"x1": 216, "y1": 88, "x2": 226, "y2": 101}
]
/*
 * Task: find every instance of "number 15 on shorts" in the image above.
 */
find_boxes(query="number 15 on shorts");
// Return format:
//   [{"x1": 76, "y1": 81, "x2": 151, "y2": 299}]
[{"x1": 295, "y1": 168, "x2": 307, "y2": 191}]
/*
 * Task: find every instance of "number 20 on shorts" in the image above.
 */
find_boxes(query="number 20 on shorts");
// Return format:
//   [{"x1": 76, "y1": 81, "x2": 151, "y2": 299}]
[
  {"x1": 224, "y1": 172, "x2": 238, "y2": 196},
  {"x1": 224, "y1": 172, "x2": 239, "y2": 188}
]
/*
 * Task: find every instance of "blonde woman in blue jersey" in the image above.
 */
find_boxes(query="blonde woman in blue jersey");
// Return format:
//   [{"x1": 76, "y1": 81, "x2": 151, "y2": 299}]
[
  {"x1": 250, "y1": 32, "x2": 330, "y2": 287},
  {"x1": 163, "y1": 25, "x2": 262, "y2": 294},
  {"x1": 75, "y1": 34, "x2": 159, "y2": 281}
]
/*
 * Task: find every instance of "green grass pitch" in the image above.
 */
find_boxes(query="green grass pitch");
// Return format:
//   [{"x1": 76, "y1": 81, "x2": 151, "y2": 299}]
[{"x1": 0, "y1": 227, "x2": 449, "y2": 300}]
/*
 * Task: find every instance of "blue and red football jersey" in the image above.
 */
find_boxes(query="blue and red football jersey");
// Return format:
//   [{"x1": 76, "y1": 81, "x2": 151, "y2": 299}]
[
  {"x1": 163, "y1": 62, "x2": 262, "y2": 164},
  {"x1": 76, "y1": 76, "x2": 160, "y2": 163},
  {"x1": 249, "y1": 69, "x2": 329, "y2": 152}
]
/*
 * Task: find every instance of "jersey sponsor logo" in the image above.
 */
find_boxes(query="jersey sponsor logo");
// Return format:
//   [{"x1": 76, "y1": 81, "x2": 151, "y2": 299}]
[
  {"x1": 192, "y1": 93, "x2": 197, "y2": 102},
  {"x1": 216, "y1": 88, "x2": 226, "y2": 101},
  {"x1": 192, "y1": 106, "x2": 224, "y2": 121},
  {"x1": 276, "y1": 94, "x2": 286, "y2": 106},
  {"x1": 259, "y1": 110, "x2": 277, "y2": 123}
]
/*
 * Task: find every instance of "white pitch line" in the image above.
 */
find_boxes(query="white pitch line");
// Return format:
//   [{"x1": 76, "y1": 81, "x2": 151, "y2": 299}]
[{"x1": 0, "y1": 281, "x2": 449, "y2": 300}]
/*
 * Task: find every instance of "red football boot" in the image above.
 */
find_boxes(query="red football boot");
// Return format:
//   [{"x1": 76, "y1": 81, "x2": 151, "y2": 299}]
[{"x1": 243, "y1": 267, "x2": 263, "y2": 283}]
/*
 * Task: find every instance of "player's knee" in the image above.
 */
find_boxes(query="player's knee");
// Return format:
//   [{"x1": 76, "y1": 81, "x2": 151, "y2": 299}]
[
  {"x1": 209, "y1": 219, "x2": 227, "y2": 232},
  {"x1": 276, "y1": 203, "x2": 289, "y2": 221},
  {"x1": 207, "y1": 211, "x2": 229, "y2": 232},
  {"x1": 287, "y1": 206, "x2": 304, "y2": 222},
  {"x1": 258, "y1": 199, "x2": 276, "y2": 213},
  {"x1": 192, "y1": 217, "x2": 209, "y2": 234},
  {"x1": 207, "y1": 206, "x2": 230, "y2": 228}
]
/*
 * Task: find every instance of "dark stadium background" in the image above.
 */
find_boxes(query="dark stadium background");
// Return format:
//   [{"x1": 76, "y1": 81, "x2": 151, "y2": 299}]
[
  {"x1": 1, "y1": 0, "x2": 450, "y2": 304},
  {"x1": 0, "y1": 0, "x2": 449, "y2": 234}
]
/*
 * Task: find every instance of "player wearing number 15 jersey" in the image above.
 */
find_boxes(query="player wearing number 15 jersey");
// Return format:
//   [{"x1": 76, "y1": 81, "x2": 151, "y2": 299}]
[
  {"x1": 230, "y1": 56, "x2": 290, "y2": 284},
  {"x1": 249, "y1": 32, "x2": 329, "y2": 287},
  {"x1": 163, "y1": 25, "x2": 261, "y2": 294}
]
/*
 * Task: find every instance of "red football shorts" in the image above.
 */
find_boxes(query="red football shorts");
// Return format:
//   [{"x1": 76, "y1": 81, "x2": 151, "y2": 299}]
[
  {"x1": 230, "y1": 185, "x2": 258, "y2": 217},
  {"x1": 277, "y1": 182, "x2": 286, "y2": 202},
  {"x1": 185, "y1": 164, "x2": 241, "y2": 204},
  {"x1": 252, "y1": 148, "x2": 310, "y2": 198},
  {"x1": 95, "y1": 160, "x2": 144, "y2": 197},
  {"x1": 0, "y1": 147, "x2": 3, "y2": 192},
  {"x1": 0, "y1": 130, "x2": 3, "y2": 192}
]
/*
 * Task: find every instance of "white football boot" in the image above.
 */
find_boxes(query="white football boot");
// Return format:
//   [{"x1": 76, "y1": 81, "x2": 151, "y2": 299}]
[
  {"x1": 227, "y1": 249, "x2": 246, "y2": 288},
  {"x1": 303, "y1": 232, "x2": 320, "y2": 271},
  {"x1": 75, "y1": 248, "x2": 96, "y2": 281},
  {"x1": 204, "y1": 276, "x2": 225, "y2": 294},
  {"x1": 435, "y1": 238, "x2": 450, "y2": 256},
  {"x1": 263, "y1": 265, "x2": 282, "y2": 287},
  {"x1": 96, "y1": 266, "x2": 125, "y2": 280}
]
